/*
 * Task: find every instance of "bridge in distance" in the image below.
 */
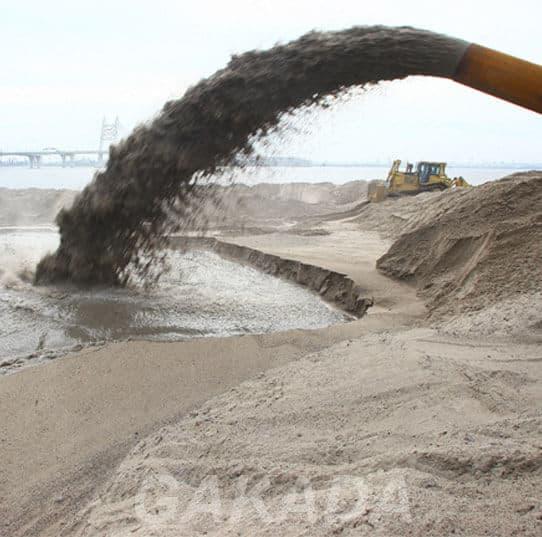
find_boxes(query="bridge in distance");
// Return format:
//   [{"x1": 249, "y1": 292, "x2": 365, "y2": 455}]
[
  {"x1": 0, "y1": 117, "x2": 121, "y2": 168},
  {"x1": 0, "y1": 149, "x2": 108, "y2": 168}
]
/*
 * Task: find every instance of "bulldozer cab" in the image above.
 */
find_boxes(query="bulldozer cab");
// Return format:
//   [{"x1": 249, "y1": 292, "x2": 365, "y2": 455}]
[{"x1": 417, "y1": 162, "x2": 446, "y2": 184}]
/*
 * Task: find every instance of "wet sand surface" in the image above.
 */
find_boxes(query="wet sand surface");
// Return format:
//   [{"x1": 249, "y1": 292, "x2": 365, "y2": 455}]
[{"x1": 1, "y1": 228, "x2": 346, "y2": 373}]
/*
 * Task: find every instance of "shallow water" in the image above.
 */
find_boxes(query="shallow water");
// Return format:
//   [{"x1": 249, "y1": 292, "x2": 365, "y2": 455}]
[{"x1": 0, "y1": 228, "x2": 346, "y2": 371}]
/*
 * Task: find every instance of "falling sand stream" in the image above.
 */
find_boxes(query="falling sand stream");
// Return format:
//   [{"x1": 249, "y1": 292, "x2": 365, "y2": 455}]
[{"x1": 35, "y1": 26, "x2": 469, "y2": 285}]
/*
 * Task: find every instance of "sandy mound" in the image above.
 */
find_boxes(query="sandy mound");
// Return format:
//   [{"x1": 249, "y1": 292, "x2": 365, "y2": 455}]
[
  {"x1": 440, "y1": 291, "x2": 542, "y2": 337},
  {"x1": 231, "y1": 181, "x2": 367, "y2": 206},
  {"x1": 0, "y1": 188, "x2": 77, "y2": 226},
  {"x1": 350, "y1": 189, "x2": 446, "y2": 239},
  {"x1": 375, "y1": 172, "x2": 542, "y2": 332},
  {"x1": 202, "y1": 181, "x2": 367, "y2": 233},
  {"x1": 0, "y1": 182, "x2": 366, "y2": 229},
  {"x1": 71, "y1": 331, "x2": 542, "y2": 536}
]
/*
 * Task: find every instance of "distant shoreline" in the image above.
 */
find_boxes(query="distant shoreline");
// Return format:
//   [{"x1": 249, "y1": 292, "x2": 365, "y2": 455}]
[
  {"x1": 1, "y1": 161, "x2": 542, "y2": 170},
  {"x1": 1, "y1": 165, "x2": 539, "y2": 190}
]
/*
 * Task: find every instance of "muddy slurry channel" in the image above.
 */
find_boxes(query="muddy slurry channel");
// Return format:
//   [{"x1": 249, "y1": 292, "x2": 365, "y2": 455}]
[{"x1": 1, "y1": 228, "x2": 347, "y2": 374}]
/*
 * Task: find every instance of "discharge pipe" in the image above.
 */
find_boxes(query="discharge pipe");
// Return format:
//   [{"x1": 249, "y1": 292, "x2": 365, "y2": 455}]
[{"x1": 449, "y1": 41, "x2": 542, "y2": 113}]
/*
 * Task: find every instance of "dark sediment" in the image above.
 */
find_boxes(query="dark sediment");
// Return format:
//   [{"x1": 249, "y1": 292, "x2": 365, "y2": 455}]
[{"x1": 35, "y1": 26, "x2": 467, "y2": 285}]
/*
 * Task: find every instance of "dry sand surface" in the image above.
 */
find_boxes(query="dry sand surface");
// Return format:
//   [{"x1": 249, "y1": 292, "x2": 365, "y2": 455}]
[
  {"x1": 0, "y1": 188, "x2": 77, "y2": 226},
  {"x1": 1, "y1": 174, "x2": 541, "y2": 536},
  {"x1": 73, "y1": 330, "x2": 542, "y2": 537},
  {"x1": 377, "y1": 172, "x2": 542, "y2": 324}
]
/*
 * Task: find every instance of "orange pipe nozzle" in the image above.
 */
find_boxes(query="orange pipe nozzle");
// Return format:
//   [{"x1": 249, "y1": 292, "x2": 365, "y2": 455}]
[{"x1": 453, "y1": 43, "x2": 542, "y2": 114}]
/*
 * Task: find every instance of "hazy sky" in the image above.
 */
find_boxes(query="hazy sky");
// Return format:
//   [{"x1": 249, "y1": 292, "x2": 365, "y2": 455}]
[{"x1": 2, "y1": 0, "x2": 541, "y2": 163}]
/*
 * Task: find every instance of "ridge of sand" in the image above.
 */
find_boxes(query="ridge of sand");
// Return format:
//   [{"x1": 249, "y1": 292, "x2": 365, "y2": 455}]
[
  {"x1": 170, "y1": 236, "x2": 374, "y2": 317},
  {"x1": 0, "y1": 181, "x2": 366, "y2": 227}
]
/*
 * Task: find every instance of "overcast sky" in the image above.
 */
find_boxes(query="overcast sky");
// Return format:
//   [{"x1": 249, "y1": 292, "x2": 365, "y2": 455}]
[{"x1": 2, "y1": 0, "x2": 541, "y2": 163}]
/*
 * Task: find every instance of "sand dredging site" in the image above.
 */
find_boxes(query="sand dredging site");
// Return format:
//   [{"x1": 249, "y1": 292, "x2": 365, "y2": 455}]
[
  {"x1": 34, "y1": 25, "x2": 472, "y2": 286},
  {"x1": 0, "y1": 25, "x2": 541, "y2": 537},
  {"x1": 1, "y1": 172, "x2": 541, "y2": 537}
]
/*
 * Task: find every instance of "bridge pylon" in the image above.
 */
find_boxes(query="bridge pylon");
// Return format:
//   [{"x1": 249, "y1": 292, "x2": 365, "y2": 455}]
[
  {"x1": 29, "y1": 154, "x2": 42, "y2": 169},
  {"x1": 98, "y1": 116, "x2": 120, "y2": 165}
]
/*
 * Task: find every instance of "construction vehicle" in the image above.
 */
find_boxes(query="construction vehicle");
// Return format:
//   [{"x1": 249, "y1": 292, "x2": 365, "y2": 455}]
[
  {"x1": 367, "y1": 160, "x2": 470, "y2": 202},
  {"x1": 365, "y1": 34, "x2": 542, "y2": 202}
]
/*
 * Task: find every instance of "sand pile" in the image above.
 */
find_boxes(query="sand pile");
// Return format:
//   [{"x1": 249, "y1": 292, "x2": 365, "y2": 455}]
[
  {"x1": 244, "y1": 181, "x2": 367, "y2": 206},
  {"x1": 376, "y1": 172, "x2": 542, "y2": 331},
  {"x1": 350, "y1": 190, "x2": 446, "y2": 239},
  {"x1": 71, "y1": 333, "x2": 542, "y2": 536},
  {"x1": 34, "y1": 26, "x2": 468, "y2": 286},
  {"x1": 0, "y1": 182, "x2": 365, "y2": 230},
  {"x1": 0, "y1": 188, "x2": 77, "y2": 227},
  {"x1": 195, "y1": 181, "x2": 367, "y2": 233}
]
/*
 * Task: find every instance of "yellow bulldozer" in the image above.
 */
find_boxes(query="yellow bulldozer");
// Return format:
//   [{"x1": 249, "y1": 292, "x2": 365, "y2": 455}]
[{"x1": 367, "y1": 160, "x2": 470, "y2": 202}]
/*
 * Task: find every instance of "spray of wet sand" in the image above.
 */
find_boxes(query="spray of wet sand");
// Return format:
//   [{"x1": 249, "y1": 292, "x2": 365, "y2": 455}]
[{"x1": 35, "y1": 26, "x2": 468, "y2": 285}]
